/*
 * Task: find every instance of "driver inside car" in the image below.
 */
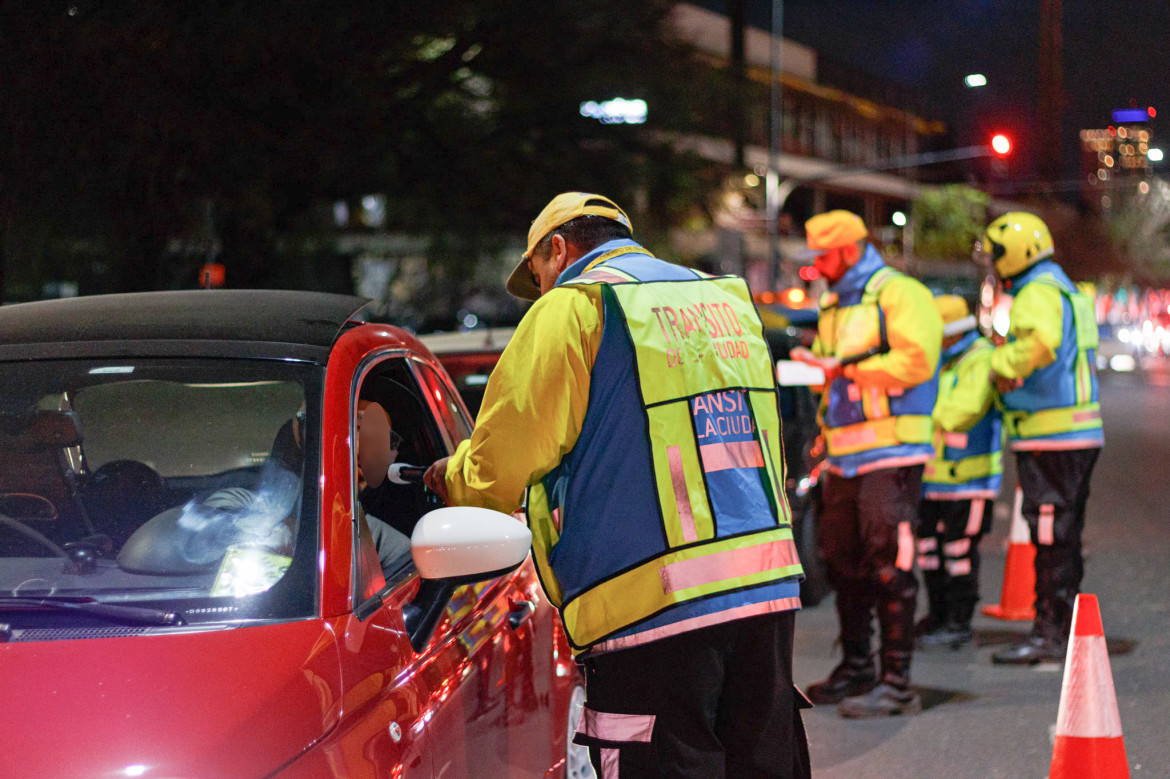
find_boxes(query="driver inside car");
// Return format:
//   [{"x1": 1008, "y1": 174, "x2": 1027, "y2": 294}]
[{"x1": 354, "y1": 399, "x2": 411, "y2": 573}]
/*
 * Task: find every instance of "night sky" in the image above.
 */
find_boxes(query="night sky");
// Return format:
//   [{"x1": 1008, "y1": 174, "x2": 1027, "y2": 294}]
[{"x1": 706, "y1": 0, "x2": 1170, "y2": 184}]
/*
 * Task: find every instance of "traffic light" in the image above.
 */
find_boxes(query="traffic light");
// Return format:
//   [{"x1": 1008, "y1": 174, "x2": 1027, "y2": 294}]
[{"x1": 990, "y1": 133, "x2": 1013, "y2": 158}]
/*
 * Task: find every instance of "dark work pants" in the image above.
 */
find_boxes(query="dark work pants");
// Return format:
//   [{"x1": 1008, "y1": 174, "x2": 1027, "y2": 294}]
[
  {"x1": 916, "y1": 497, "x2": 994, "y2": 624},
  {"x1": 574, "y1": 611, "x2": 810, "y2": 778},
  {"x1": 819, "y1": 466, "x2": 923, "y2": 673},
  {"x1": 1016, "y1": 447, "x2": 1100, "y2": 641}
]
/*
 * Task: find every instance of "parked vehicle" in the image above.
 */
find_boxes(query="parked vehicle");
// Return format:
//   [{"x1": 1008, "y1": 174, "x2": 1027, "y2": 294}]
[
  {"x1": 0, "y1": 291, "x2": 587, "y2": 778},
  {"x1": 1096, "y1": 322, "x2": 1143, "y2": 373},
  {"x1": 422, "y1": 314, "x2": 831, "y2": 606}
]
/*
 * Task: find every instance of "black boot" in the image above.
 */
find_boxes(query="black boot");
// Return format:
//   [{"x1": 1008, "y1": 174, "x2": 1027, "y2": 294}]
[
  {"x1": 993, "y1": 582, "x2": 1074, "y2": 665},
  {"x1": 920, "y1": 594, "x2": 975, "y2": 650},
  {"x1": 807, "y1": 641, "x2": 877, "y2": 705},
  {"x1": 839, "y1": 650, "x2": 922, "y2": 718},
  {"x1": 914, "y1": 570, "x2": 949, "y2": 638}
]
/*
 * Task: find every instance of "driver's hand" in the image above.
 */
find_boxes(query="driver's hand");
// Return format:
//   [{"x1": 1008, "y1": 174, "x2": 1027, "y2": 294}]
[{"x1": 423, "y1": 457, "x2": 452, "y2": 505}]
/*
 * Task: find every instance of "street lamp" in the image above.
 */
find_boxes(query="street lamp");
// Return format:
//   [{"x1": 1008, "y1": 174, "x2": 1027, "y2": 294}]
[
  {"x1": 1149, "y1": 148, "x2": 1164, "y2": 163},
  {"x1": 891, "y1": 211, "x2": 907, "y2": 227},
  {"x1": 964, "y1": 74, "x2": 987, "y2": 88}
]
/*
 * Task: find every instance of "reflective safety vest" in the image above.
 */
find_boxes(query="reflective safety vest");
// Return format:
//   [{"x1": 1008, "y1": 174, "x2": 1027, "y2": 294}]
[
  {"x1": 923, "y1": 334, "x2": 1004, "y2": 500},
  {"x1": 816, "y1": 264, "x2": 939, "y2": 476},
  {"x1": 1000, "y1": 263, "x2": 1104, "y2": 450},
  {"x1": 526, "y1": 246, "x2": 803, "y2": 655}
]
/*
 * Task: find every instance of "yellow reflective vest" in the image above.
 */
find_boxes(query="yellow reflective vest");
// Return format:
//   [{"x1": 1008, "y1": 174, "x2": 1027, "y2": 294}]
[{"x1": 446, "y1": 240, "x2": 802, "y2": 655}]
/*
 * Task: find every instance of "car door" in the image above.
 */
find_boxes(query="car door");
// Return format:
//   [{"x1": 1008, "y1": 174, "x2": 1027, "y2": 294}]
[
  {"x1": 311, "y1": 351, "x2": 436, "y2": 778},
  {"x1": 410, "y1": 360, "x2": 559, "y2": 778}
]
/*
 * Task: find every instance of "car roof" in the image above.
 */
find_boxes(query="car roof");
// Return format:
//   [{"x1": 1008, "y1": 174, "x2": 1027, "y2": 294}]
[
  {"x1": 418, "y1": 327, "x2": 517, "y2": 354},
  {"x1": 0, "y1": 290, "x2": 372, "y2": 346},
  {"x1": 0, "y1": 290, "x2": 374, "y2": 360}
]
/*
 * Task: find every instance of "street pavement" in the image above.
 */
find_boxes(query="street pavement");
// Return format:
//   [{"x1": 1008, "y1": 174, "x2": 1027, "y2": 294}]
[{"x1": 794, "y1": 357, "x2": 1170, "y2": 778}]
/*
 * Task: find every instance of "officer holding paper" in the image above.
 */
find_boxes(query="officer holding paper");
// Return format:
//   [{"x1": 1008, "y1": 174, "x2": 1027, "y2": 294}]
[{"x1": 792, "y1": 210, "x2": 942, "y2": 717}]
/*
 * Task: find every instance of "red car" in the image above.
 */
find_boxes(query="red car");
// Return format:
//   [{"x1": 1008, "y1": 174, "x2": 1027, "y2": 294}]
[{"x1": 0, "y1": 291, "x2": 590, "y2": 778}]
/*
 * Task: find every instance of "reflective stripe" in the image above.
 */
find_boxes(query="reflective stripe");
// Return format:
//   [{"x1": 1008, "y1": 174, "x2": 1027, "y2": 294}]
[
  {"x1": 580, "y1": 270, "x2": 635, "y2": 285},
  {"x1": 824, "y1": 415, "x2": 934, "y2": 457},
  {"x1": 578, "y1": 708, "x2": 655, "y2": 743},
  {"x1": 666, "y1": 446, "x2": 698, "y2": 543},
  {"x1": 762, "y1": 430, "x2": 785, "y2": 502},
  {"x1": 924, "y1": 488, "x2": 999, "y2": 501},
  {"x1": 563, "y1": 527, "x2": 801, "y2": 649},
  {"x1": 1012, "y1": 437, "x2": 1103, "y2": 452},
  {"x1": 1038, "y1": 504, "x2": 1055, "y2": 545},
  {"x1": 846, "y1": 452, "x2": 931, "y2": 476},
  {"x1": 1055, "y1": 635, "x2": 1123, "y2": 738},
  {"x1": 944, "y1": 537, "x2": 971, "y2": 557},
  {"x1": 826, "y1": 423, "x2": 877, "y2": 451},
  {"x1": 943, "y1": 431, "x2": 969, "y2": 449},
  {"x1": 917, "y1": 555, "x2": 940, "y2": 570},
  {"x1": 659, "y1": 538, "x2": 800, "y2": 594},
  {"x1": 864, "y1": 386, "x2": 889, "y2": 419},
  {"x1": 601, "y1": 749, "x2": 619, "y2": 779},
  {"x1": 699, "y1": 439, "x2": 765, "y2": 472},
  {"x1": 1009, "y1": 489, "x2": 1030, "y2": 544},
  {"x1": 1008, "y1": 403, "x2": 1101, "y2": 439},
  {"x1": 916, "y1": 537, "x2": 938, "y2": 553},
  {"x1": 946, "y1": 558, "x2": 972, "y2": 576},
  {"x1": 924, "y1": 451, "x2": 1003, "y2": 485},
  {"x1": 966, "y1": 499, "x2": 986, "y2": 536},
  {"x1": 592, "y1": 597, "x2": 801, "y2": 654},
  {"x1": 896, "y1": 521, "x2": 914, "y2": 571}
]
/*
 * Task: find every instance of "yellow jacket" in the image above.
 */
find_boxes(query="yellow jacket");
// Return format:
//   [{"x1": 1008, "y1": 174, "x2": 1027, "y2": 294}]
[{"x1": 444, "y1": 286, "x2": 604, "y2": 512}]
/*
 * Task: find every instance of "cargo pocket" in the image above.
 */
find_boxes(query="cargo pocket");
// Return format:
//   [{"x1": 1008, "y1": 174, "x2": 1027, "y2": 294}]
[{"x1": 572, "y1": 706, "x2": 656, "y2": 778}]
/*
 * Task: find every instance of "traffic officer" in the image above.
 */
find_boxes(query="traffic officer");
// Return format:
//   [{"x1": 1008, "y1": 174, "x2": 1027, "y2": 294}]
[
  {"x1": 976, "y1": 212, "x2": 1104, "y2": 665},
  {"x1": 915, "y1": 295, "x2": 1003, "y2": 650},
  {"x1": 791, "y1": 210, "x2": 942, "y2": 718},
  {"x1": 424, "y1": 193, "x2": 810, "y2": 777}
]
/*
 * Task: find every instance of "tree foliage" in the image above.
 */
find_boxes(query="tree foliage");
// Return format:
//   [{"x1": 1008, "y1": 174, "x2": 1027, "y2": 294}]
[
  {"x1": 1103, "y1": 179, "x2": 1170, "y2": 282},
  {"x1": 911, "y1": 184, "x2": 990, "y2": 261},
  {"x1": 0, "y1": 1, "x2": 722, "y2": 301}
]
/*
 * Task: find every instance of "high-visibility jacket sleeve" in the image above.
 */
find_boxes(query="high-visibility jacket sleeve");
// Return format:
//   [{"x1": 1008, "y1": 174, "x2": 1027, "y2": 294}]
[
  {"x1": 990, "y1": 282, "x2": 1062, "y2": 380},
  {"x1": 844, "y1": 276, "x2": 942, "y2": 390},
  {"x1": 444, "y1": 287, "x2": 603, "y2": 513},
  {"x1": 935, "y1": 346, "x2": 996, "y2": 433}
]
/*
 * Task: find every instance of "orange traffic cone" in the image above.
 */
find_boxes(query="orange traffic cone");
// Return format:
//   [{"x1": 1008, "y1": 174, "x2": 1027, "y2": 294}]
[
  {"x1": 1049, "y1": 594, "x2": 1129, "y2": 779},
  {"x1": 982, "y1": 487, "x2": 1036, "y2": 621}
]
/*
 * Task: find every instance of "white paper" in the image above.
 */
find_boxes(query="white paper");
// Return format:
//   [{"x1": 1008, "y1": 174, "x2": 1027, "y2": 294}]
[{"x1": 776, "y1": 360, "x2": 826, "y2": 387}]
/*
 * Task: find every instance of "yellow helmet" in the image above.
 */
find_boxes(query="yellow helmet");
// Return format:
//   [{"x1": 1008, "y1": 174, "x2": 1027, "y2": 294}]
[{"x1": 979, "y1": 212, "x2": 1054, "y2": 278}]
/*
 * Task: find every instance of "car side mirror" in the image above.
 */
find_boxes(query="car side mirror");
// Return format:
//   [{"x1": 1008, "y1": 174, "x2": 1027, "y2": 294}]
[{"x1": 402, "y1": 507, "x2": 532, "y2": 652}]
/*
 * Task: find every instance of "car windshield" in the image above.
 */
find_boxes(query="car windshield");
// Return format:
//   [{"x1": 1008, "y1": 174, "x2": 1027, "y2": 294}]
[{"x1": 0, "y1": 358, "x2": 320, "y2": 625}]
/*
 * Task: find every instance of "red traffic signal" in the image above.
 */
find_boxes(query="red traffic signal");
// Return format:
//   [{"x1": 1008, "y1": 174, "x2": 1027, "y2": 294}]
[
  {"x1": 199, "y1": 262, "x2": 226, "y2": 289},
  {"x1": 990, "y1": 133, "x2": 1013, "y2": 157}
]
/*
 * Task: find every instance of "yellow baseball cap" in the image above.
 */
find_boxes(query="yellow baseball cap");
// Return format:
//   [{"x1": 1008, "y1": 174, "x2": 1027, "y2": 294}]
[{"x1": 506, "y1": 192, "x2": 632, "y2": 300}]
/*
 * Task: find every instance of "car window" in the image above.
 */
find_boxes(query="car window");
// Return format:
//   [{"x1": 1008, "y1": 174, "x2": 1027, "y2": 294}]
[
  {"x1": 351, "y1": 357, "x2": 448, "y2": 608},
  {"x1": 0, "y1": 358, "x2": 320, "y2": 625},
  {"x1": 412, "y1": 361, "x2": 473, "y2": 447}
]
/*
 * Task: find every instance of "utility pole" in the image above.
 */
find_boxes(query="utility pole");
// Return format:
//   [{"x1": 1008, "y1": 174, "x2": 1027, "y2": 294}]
[
  {"x1": 1038, "y1": 0, "x2": 1064, "y2": 186},
  {"x1": 766, "y1": 0, "x2": 784, "y2": 289},
  {"x1": 729, "y1": 0, "x2": 747, "y2": 170}
]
